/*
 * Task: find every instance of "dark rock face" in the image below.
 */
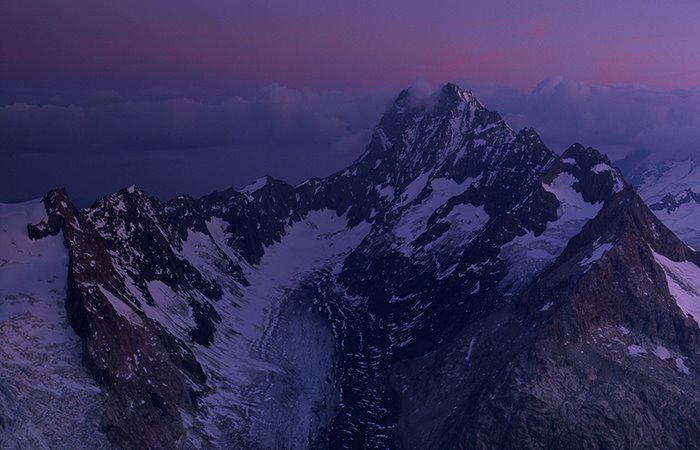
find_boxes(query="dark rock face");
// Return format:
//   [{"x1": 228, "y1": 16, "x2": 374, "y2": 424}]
[
  {"x1": 391, "y1": 188, "x2": 700, "y2": 449},
  {"x1": 12, "y1": 83, "x2": 700, "y2": 449},
  {"x1": 26, "y1": 189, "x2": 66, "y2": 239},
  {"x1": 31, "y1": 189, "x2": 207, "y2": 449}
]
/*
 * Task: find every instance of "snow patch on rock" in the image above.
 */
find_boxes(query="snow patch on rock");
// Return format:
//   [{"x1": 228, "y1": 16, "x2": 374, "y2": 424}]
[
  {"x1": 241, "y1": 177, "x2": 269, "y2": 195},
  {"x1": 676, "y1": 357, "x2": 691, "y2": 375},
  {"x1": 653, "y1": 251, "x2": 700, "y2": 327},
  {"x1": 394, "y1": 175, "x2": 484, "y2": 256},
  {"x1": 500, "y1": 172, "x2": 603, "y2": 291},
  {"x1": 578, "y1": 240, "x2": 614, "y2": 271},
  {"x1": 653, "y1": 345, "x2": 671, "y2": 360},
  {"x1": 627, "y1": 345, "x2": 647, "y2": 356}
]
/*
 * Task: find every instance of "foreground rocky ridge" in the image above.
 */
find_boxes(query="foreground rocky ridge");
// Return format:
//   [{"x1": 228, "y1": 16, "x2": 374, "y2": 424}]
[
  {"x1": 2, "y1": 83, "x2": 700, "y2": 449},
  {"x1": 392, "y1": 187, "x2": 700, "y2": 448},
  {"x1": 28, "y1": 189, "x2": 207, "y2": 448}
]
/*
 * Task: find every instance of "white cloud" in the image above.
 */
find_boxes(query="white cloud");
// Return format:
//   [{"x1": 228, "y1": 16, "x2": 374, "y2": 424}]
[{"x1": 470, "y1": 77, "x2": 700, "y2": 161}]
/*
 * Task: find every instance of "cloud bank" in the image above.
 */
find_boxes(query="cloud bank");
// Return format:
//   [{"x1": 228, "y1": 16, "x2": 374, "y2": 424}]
[
  {"x1": 472, "y1": 77, "x2": 700, "y2": 161},
  {"x1": 2, "y1": 78, "x2": 700, "y2": 204},
  {"x1": 0, "y1": 85, "x2": 391, "y2": 154},
  {"x1": 0, "y1": 85, "x2": 393, "y2": 204}
]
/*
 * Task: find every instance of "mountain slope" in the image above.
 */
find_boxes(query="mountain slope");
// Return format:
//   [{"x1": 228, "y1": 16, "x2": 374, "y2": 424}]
[
  {"x1": 391, "y1": 187, "x2": 700, "y2": 449},
  {"x1": 1, "y1": 83, "x2": 698, "y2": 449}
]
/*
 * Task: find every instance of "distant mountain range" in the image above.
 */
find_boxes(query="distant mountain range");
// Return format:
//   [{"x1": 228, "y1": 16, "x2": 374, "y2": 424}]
[
  {"x1": 2, "y1": 83, "x2": 700, "y2": 449},
  {"x1": 618, "y1": 152, "x2": 700, "y2": 251}
]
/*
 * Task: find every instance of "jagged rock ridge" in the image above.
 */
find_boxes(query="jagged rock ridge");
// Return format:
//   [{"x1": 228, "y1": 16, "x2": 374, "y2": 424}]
[{"x1": 1, "y1": 83, "x2": 699, "y2": 449}]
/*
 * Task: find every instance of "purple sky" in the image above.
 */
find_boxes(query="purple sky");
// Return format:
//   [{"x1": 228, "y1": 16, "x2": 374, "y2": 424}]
[{"x1": 3, "y1": 1, "x2": 700, "y2": 203}]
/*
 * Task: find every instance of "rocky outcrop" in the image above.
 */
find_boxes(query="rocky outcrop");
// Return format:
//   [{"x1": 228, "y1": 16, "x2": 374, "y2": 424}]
[
  {"x1": 391, "y1": 187, "x2": 700, "y2": 449},
  {"x1": 29, "y1": 189, "x2": 207, "y2": 449},
  {"x1": 9, "y1": 83, "x2": 700, "y2": 449}
]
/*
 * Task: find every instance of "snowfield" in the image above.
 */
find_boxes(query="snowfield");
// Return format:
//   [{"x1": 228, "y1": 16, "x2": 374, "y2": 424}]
[
  {"x1": 653, "y1": 250, "x2": 700, "y2": 327},
  {"x1": 500, "y1": 171, "x2": 603, "y2": 291},
  {"x1": 180, "y1": 210, "x2": 371, "y2": 446},
  {"x1": 0, "y1": 200, "x2": 109, "y2": 449}
]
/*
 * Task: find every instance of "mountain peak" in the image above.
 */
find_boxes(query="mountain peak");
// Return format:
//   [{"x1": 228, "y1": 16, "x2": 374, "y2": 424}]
[
  {"x1": 390, "y1": 82, "x2": 483, "y2": 117},
  {"x1": 376, "y1": 83, "x2": 508, "y2": 154},
  {"x1": 240, "y1": 175, "x2": 272, "y2": 195},
  {"x1": 103, "y1": 184, "x2": 147, "y2": 202},
  {"x1": 12, "y1": 84, "x2": 700, "y2": 449},
  {"x1": 342, "y1": 82, "x2": 550, "y2": 223},
  {"x1": 562, "y1": 143, "x2": 612, "y2": 166},
  {"x1": 440, "y1": 82, "x2": 476, "y2": 103}
]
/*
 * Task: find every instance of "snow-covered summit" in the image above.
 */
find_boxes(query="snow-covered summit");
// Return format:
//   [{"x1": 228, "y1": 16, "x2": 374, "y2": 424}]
[{"x1": 4, "y1": 83, "x2": 700, "y2": 449}]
